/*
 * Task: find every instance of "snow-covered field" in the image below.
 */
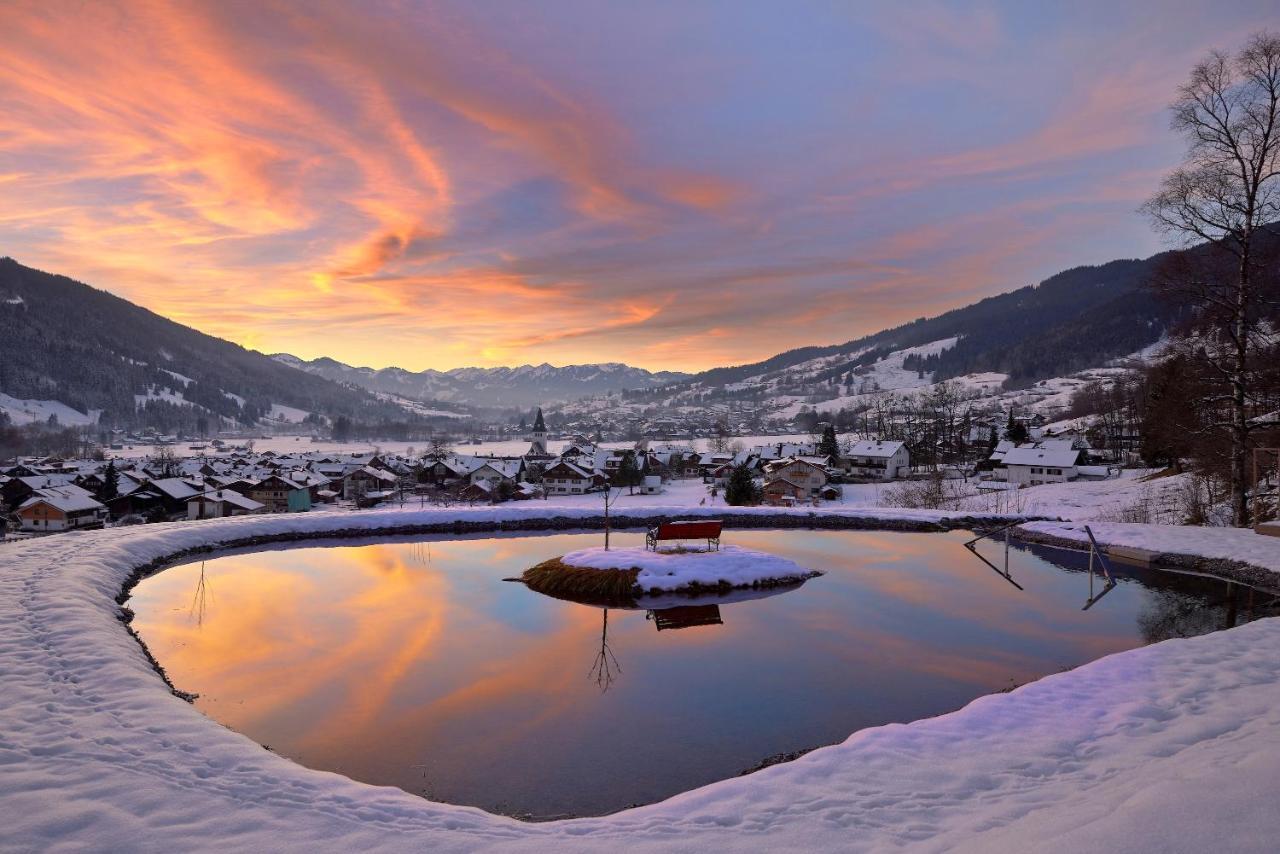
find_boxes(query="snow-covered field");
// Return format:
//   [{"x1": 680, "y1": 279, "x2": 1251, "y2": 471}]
[
  {"x1": 560, "y1": 544, "x2": 819, "y2": 591},
  {"x1": 0, "y1": 392, "x2": 100, "y2": 426},
  {"x1": 4, "y1": 502, "x2": 1280, "y2": 851},
  {"x1": 955, "y1": 470, "x2": 1199, "y2": 523}
]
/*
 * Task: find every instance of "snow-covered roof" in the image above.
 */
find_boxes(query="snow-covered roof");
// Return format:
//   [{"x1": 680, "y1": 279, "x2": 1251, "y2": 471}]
[
  {"x1": 848, "y1": 440, "x2": 905, "y2": 458},
  {"x1": 472, "y1": 459, "x2": 524, "y2": 479},
  {"x1": 1001, "y1": 447, "x2": 1082, "y2": 468},
  {"x1": 19, "y1": 490, "x2": 105, "y2": 513},
  {"x1": 147, "y1": 478, "x2": 203, "y2": 500},
  {"x1": 190, "y1": 490, "x2": 264, "y2": 511},
  {"x1": 546, "y1": 460, "x2": 593, "y2": 480}
]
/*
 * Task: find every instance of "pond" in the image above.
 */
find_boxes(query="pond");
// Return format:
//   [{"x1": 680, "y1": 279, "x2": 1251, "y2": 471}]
[{"x1": 128, "y1": 529, "x2": 1275, "y2": 820}]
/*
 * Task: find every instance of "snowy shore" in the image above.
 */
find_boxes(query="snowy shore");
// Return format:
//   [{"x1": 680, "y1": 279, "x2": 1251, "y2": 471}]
[{"x1": 3, "y1": 504, "x2": 1280, "y2": 851}]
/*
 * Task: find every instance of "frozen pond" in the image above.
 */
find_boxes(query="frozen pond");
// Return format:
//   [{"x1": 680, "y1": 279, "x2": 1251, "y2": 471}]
[{"x1": 129, "y1": 529, "x2": 1274, "y2": 819}]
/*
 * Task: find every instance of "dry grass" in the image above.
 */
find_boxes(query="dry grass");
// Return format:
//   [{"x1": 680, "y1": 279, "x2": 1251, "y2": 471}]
[{"x1": 521, "y1": 558, "x2": 641, "y2": 606}]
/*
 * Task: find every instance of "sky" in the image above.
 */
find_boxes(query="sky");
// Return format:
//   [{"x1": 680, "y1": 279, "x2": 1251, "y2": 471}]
[{"x1": 0, "y1": 1, "x2": 1274, "y2": 373}]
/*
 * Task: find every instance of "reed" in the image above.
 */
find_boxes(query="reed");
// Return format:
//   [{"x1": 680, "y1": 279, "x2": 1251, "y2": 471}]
[{"x1": 521, "y1": 558, "x2": 641, "y2": 605}]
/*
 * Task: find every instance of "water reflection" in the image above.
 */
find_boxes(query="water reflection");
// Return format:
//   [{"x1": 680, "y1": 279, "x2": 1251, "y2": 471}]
[
  {"x1": 189, "y1": 561, "x2": 212, "y2": 626},
  {"x1": 129, "y1": 530, "x2": 1274, "y2": 820},
  {"x1": 649, "y1": 604, "x2": 723, "y2": 631},
  {"x1": 588, "y1": 609, "x2": 621, "y2": 693}
]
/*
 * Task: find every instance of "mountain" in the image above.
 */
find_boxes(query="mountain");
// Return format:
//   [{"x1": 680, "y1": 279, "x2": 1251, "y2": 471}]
[
  {"x1": 272, "y1": 354, "x2": 690, "y2": 409},
  {"x1": 677, "y1": 249, "x2": 1193, "y2": 396},
  {"x1": 550, "y1": 241, "x2": 1219, "y2": 436},
  {"x1": 0, "y1": 258, "x2": 463, "y2": 431}
]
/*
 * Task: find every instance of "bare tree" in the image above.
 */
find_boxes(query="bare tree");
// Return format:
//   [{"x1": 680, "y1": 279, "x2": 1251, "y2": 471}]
[
  {"x1": 427, "y1": 433, "x2": 452, "y2": 458},
  {"x1": 1143, "y1": 31, "x2": 1280, "y2": 526}
]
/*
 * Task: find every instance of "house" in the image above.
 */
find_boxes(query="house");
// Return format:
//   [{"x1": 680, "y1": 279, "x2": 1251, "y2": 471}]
[
  {"x1": 763, "y1": 458, "x2": 828, "y2": 497},
  {"x1": 844, "y1": 440, "x2": 910, "y2": 480},
  {"x1": 2, "y1": 474, "x2": 78, "y2": 508},
  {"x1": 187, "y1": 490, "x2": 265, "y2": 519},
  {"x1": 640, "y1": 475, "x2": 664, "y2": 495},
  {"x1": 250, "y1": 475, "x2": 313, "y2": 512},
  {"x1": 708, "y1": 462, "x2": 735, "y2": 487},
  {"x1": 1001, "y1": 446, "x2": 1084, "y2": 487},
  {"x1": 762, "y1": 478, "x2": 806, "y2": 506},
  {"x1": 511, "y1": 481, "x2": 544, "y2": 500},
  {"x1": 107, "y1": 477, "x2": 202, "y2": 521},
  {"x1": 458, "y1": 481, "x2": 493, "y2": 503},
  {"x1": 541, "y1": 460, "x2": 597, "y2": 495},
  {"x1": 17, "y1": 491, "x2": 107, "y2": 532},
  {"x1": 468, "y1": 458, "x2": 526, "y2": 490},
  {"x1": 340, "y1": 466, "x2": 398, "y2": 503}
]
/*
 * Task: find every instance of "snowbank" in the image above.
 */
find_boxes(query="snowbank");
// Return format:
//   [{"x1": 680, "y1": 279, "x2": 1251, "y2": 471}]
[
  {"x1": 559, "y1": 544, "x2": 819, "y2": 592},
  {"x1": 3, "y1": 506, "x2": 1280, "y2": 851},
  {"x1": 1019, "y1": 520, "x2": 1280, "y2": 581}
]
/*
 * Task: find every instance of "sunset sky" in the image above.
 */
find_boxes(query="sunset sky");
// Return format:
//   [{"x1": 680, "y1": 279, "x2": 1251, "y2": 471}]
[{"x1": 0, "y1": 1, "x2": 1272, "y2": 372}]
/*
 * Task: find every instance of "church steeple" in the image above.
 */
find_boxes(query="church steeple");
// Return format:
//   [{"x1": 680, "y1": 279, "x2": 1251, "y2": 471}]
[{"x1": 527, "y1": 407, "x2": 549, "y2": 457}]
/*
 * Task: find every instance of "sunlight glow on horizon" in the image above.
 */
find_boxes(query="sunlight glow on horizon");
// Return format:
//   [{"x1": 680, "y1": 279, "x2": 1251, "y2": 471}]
[{"x1": 0, "y1": 1, "x2": 1272, "y2": 372}]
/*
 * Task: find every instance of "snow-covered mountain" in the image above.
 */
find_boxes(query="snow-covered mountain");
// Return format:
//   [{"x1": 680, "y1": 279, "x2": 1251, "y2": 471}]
[{"x1": 272, "y1": 355, "x2": 689, "y2": 409}]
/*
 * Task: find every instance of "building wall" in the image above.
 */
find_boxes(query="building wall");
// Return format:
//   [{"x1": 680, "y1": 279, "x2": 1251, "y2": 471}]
[
  {"x1": 1007, "y1": 464, "x2": 1075, "y2": 487},
  {"x1": 19, "y1": 506, "x2": 68, "y2": 531},
  {"x1": 544, "y1": 476, "x2": 589, "y2": 495}
]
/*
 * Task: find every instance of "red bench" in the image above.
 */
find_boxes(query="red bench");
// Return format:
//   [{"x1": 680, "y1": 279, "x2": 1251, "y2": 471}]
[{"x1": 645, "y1": 519, "x2": 723, "y2": 551}]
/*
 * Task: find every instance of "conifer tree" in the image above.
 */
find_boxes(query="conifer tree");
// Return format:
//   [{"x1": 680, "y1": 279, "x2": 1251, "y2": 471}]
[{"x1": 724, "y1": 462, "x2": 760, "y2": 506}]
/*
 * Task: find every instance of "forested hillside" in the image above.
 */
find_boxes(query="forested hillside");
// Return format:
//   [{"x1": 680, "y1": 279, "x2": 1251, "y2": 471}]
[
  {"x1": 0, "y1": 258, "x2": 418, "y2": 431},
  {"x1": 691, "y1": 249, "x2": 1188, "y2": 391}
]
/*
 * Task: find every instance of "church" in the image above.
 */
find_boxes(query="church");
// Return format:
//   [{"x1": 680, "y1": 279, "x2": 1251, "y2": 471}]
[{"x1": 525, "y1": 408, "x2": 555, "y2": 460}]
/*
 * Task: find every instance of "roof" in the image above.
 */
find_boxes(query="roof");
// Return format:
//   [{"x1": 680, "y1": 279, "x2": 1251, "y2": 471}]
[
  {"x1": 545, "y1": 460, "x2": 593, "y2": 479},
  {"x1": 20, "y1": 490, "x2": 105, "y2": 514},
  {"x1": 472, "y1": 459, "x2": 524, "y2": 479},
  {"x1": 147, "y1": 478, "x2": 203, "y2": 501},
  {"x1": 190, "y1": 490, "x2": 264, "y2": 511},
  {"x1": 1001, "y1": 447, "x2": 1081, "y2": 468},
  {"x1": 847, "y1": 440, "x2": 905, "y2": 458}
]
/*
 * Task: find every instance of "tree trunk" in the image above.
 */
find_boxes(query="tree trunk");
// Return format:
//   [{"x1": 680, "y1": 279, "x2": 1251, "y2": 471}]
[{"x1": 1230, "y1": 244, "x2": 1251, "y2": 527}]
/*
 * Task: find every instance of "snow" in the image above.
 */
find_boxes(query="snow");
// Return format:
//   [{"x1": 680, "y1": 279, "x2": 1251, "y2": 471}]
[
  {"x1": 0, "y1": 392, "x2": 99, "y2": 426},
  {"x1": 1020, "y1": 520, "x2": 1280, "y2": 577},
  {"x1": 559, "y1": 544, "x2": 818, "y2": 592},
  {"x1": 268, "y1": 403, "x2": 311, "y2": 423},
  {"x1": 134, "y1": 386, "x2": 192, "y2": 407},
  {"x1": 160, "y1": 369, "x2": 194, "y2": 387},
  {"x1": 4, "y1": 504, "x2": 1280, "y2": 850},
  {"x1": 959, "y1": 470, "x2": 1197, "y2": 524}
]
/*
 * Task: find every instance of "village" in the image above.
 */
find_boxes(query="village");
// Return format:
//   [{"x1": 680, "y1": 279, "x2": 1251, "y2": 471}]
[{"x1": 1, "y1": 402, "x2": 1145, "y2": 538}]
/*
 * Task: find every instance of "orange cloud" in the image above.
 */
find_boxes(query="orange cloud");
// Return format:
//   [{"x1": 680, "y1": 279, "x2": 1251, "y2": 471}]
[{"x1": 0, "y1": 0, "x2": 1204, "y2": 371}]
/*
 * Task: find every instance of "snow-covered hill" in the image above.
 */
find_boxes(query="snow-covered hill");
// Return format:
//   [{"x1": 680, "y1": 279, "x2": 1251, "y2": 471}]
[{"x1": 553, "y1": 333, "x2": 1162, "y2": 433}]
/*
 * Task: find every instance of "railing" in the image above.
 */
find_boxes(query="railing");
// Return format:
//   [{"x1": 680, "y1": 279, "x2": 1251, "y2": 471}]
[
  {"x1": 964, "y1": 522, "x2": 1117, "y2": 610},
  {"x1": 963, "y1": 522, "x2": 1024, "y2": 590},
  {"x1": 1080, "y1": 525, "x2": 1117, "y2": 610}
]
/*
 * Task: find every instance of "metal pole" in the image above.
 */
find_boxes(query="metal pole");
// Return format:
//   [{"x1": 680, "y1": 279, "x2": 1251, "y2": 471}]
[{"x1": 1004, "y1": 528, "x2": 1009, "y2": 579}]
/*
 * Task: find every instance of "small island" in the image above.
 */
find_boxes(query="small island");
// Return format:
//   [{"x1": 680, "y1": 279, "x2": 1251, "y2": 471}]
[{"x1": 521, "y1": 544, "x2": 823, "y2": 603}]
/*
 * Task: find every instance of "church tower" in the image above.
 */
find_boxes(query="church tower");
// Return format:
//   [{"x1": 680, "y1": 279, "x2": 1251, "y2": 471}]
[{"x1": 527, "y1": 407, "x2": 549, "y2": 457}]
